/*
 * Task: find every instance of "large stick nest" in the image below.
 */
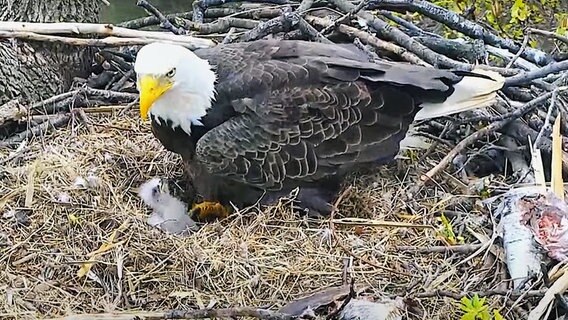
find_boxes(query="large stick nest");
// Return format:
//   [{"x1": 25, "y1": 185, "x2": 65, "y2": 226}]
[{"x1": 1, "y1": 0, "x2": 568, "y2": 319}]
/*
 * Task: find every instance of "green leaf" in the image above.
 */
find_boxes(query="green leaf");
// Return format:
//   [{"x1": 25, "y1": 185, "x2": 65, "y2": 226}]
[
  {"x1": 461, "y1": 314, "x2": 477, "y2": 320},
  {"x1": 556, "y1": 13, "x2": 568, "y2": 35},
  {"x1": 459, "y1": 294, "x2": 493, "y2": 320},
  {"x1": 460, "y1": 296, "x2": 474, "y2": 311},
  {"x1": 494, "y1": 309, "x2": 505, "y2": 320},
  {"x1": 511, "y1": 0, "x2": 530, "y2": 22}
]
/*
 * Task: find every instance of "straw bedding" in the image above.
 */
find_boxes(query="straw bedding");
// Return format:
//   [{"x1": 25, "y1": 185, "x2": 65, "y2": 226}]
[{"x1": 0, "y1": 111, "x2": 502, "y2": 319}]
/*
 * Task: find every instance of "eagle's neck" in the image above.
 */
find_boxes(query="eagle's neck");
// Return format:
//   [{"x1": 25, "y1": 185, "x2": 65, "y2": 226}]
[
  {"x1": 149, "y1": 91, "x2": 213, "y2": 136},
  {"x1": 150, "y1": 114, "x2": 200, "y2": 161}
]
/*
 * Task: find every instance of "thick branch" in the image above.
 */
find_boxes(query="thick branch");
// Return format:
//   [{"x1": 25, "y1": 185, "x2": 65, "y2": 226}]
[
  {"x1": 136, "y1": 0, "x2": 186, "y2": 35},
  {"x1": 305, "y1": 15, "x2": 428, "y2": 65},
  {"x1": 297, "y1": 17, "x2": 333, "y2": 43},
  {"x1": 185, "y1": 17, "x2": 260, "y2": 34},
  {"x1": 413, "y1": 37, "x2": 485, "y2": 63},
  {"x1": 0, "y1": 22, "x2": 215, "y2": 49},
  {"x1": 504, "y1": 60, "x2": 568, "y2": 87},
  {"x1": 327, "y1": 0, "x2": 518, "y2": 75},
  {"x1": 379, "y1": 10, "x2": 440, "y2": 38},
  {"x1": 0, "y1": 31, "x2": 209, "y2": 49},
  {"x1": 193, "y1": 0, "x2": 290, "y2": 23},
  {"x1": 118, "y1": 11, "x2": 193, "y2": 29},
  {"x1": 368, "y1": 0, "x2": 552, "y2": 66},
  {"x1": 238, "y1": 8, "x2": 299, "y2": 42}
]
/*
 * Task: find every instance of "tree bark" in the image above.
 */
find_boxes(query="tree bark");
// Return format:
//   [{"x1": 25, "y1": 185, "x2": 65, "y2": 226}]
[{"x1": 0, "y1": 0, "x2": 101, "y2": 105}]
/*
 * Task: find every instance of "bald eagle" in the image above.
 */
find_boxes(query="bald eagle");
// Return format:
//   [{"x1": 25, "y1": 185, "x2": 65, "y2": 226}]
[{"x1": 133, "y1": 40, "x2": 504, "y2": 218}]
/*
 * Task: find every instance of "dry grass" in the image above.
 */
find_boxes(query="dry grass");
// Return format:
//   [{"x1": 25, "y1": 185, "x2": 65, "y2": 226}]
[{"x1": 0, "y1": 110, "x2": 508, "y2": 319}]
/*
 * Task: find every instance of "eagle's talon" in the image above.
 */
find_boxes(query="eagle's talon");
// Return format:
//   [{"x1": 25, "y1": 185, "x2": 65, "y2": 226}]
[{"x1": 189, "y1": 201, "x2": 230, "y2": 223}]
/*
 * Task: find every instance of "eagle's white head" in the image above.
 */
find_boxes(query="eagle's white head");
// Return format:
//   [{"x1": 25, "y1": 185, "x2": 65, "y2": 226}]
[{"x1": 133, "y1": 42, "x2": 217, "y2": 135}]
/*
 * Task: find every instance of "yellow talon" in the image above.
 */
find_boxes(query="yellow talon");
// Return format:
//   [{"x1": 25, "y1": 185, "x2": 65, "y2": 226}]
[{"x1": 189, "y1": 201, "x2": 230, "y2": 222}]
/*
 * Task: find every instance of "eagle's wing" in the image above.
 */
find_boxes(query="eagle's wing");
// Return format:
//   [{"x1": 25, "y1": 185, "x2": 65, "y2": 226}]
[
  {"x1": 195, "y1": 81, "x2": 416, "y2": 191},
  {"x1": 191, "y1": 41, "x2": 446, "y2": 190},
  {"x1": 192, "y1": 40, "x2": 502, "y2": 191}
]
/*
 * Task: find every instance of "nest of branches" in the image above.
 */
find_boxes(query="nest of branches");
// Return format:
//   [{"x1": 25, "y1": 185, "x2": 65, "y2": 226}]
[{"x1": 1, "y1": 0, "x2": 568, "y2": 319}]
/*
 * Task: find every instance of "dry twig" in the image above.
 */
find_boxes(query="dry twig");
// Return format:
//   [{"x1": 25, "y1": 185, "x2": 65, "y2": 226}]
[
  {"x1": 395, "y1": 244, "x2": 483, "y2": 254},
  {"x1": 528, "y1": 27, "x2": 568, "y2": 46},
  {"x1": 48, "y1": 307, "x2": 300, "y2": 320}
]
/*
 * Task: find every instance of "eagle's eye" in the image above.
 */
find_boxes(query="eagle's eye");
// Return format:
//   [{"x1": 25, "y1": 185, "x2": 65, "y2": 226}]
[{"x1": 166, "y1": 68, "x2": 176, "y2": 78}]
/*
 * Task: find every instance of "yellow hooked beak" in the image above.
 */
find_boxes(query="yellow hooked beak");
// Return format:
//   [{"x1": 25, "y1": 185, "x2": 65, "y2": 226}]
[{"x1": 138, "y1": 74, "x2": 173, "y2": 121}]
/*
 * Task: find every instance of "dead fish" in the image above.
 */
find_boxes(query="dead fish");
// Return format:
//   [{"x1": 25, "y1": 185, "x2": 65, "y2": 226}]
[
  {"x1": 486, "y1": 186, "x2": 568, "y2": 290},
  {"x1": 525, "y1": 192, "x2": 568, "y2": 261}
]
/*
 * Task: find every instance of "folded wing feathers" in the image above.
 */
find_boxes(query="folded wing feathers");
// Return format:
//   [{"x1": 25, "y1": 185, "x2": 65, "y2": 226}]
[{"x1": 414, "y1": 68, "x2": 506, "y2": 121}]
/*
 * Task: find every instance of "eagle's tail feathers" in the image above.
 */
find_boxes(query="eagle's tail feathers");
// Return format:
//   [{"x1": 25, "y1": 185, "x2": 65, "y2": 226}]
[{"x1": 414, "y1": 68, "x2": 505, "y2": 121}]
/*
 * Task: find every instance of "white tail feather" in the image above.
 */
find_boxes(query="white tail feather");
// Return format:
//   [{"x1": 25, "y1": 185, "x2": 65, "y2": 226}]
[
  {"x1": 414, "y1": 68, "x2": 505, "y2": 121},
  {"x1": 398, "y1": 68, "x2": 505, "y2": 153}
]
